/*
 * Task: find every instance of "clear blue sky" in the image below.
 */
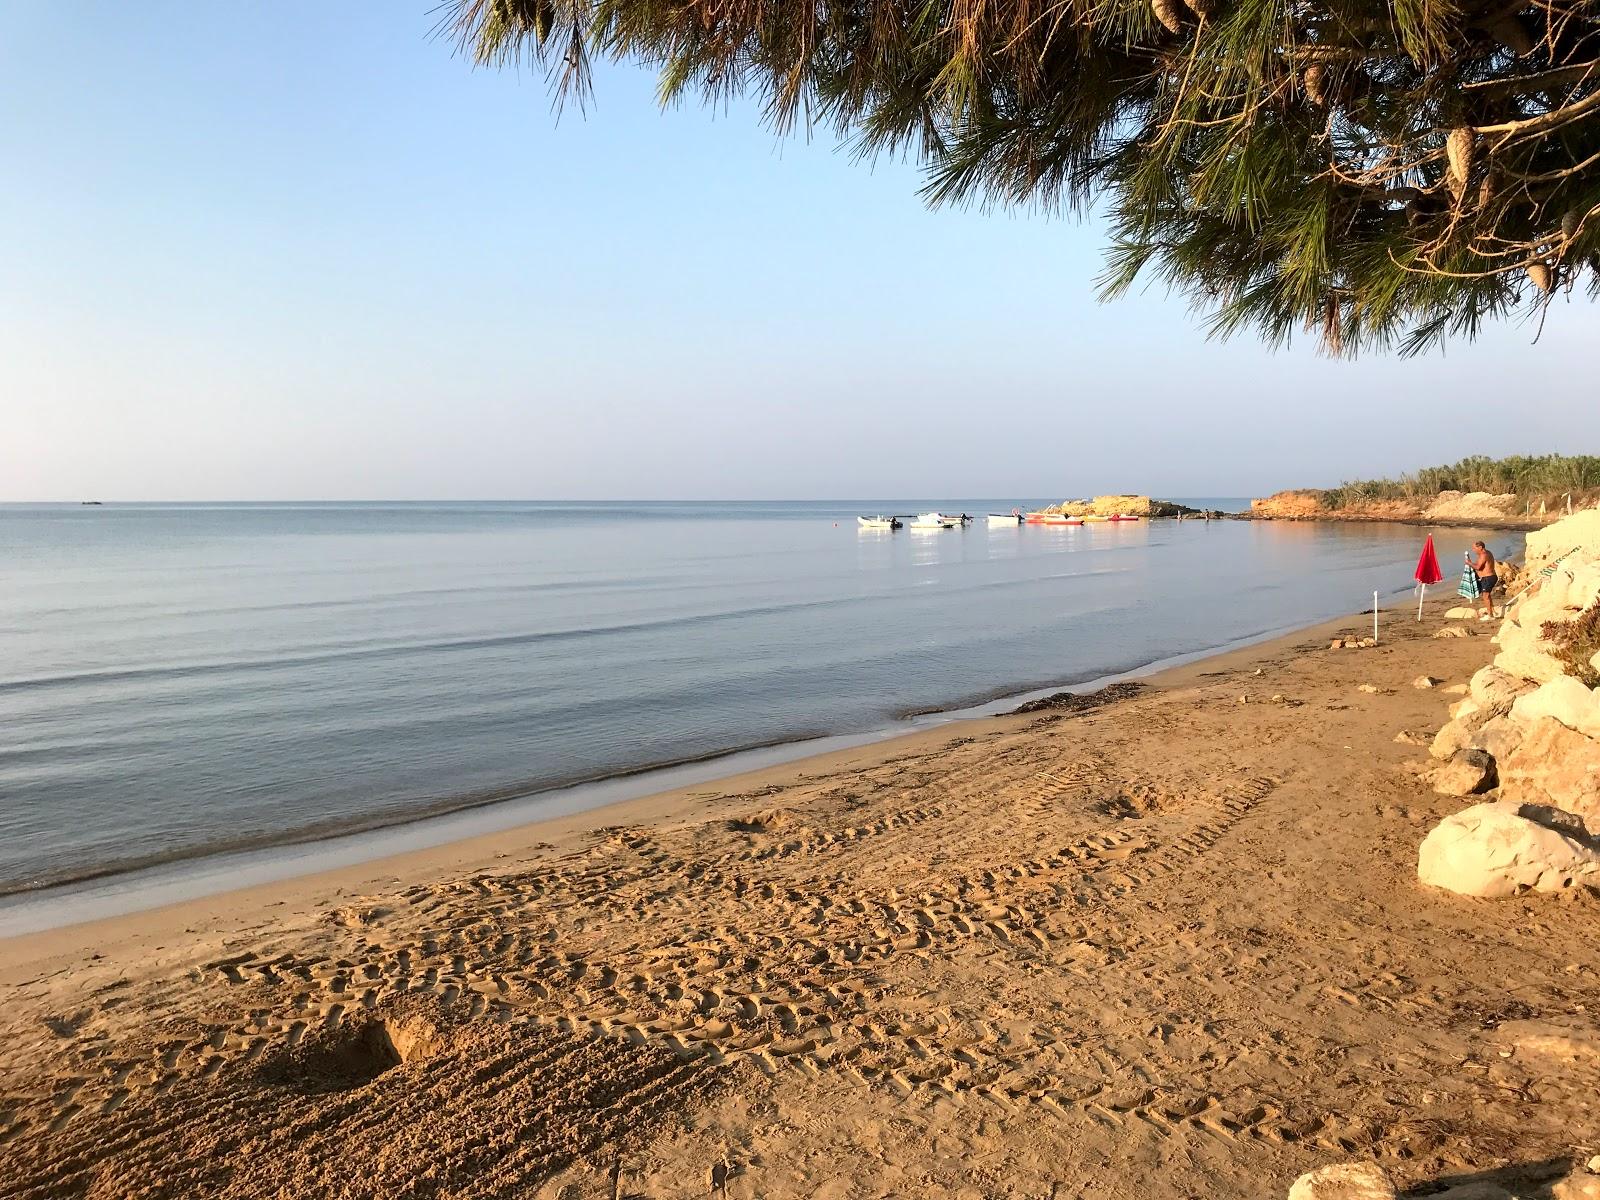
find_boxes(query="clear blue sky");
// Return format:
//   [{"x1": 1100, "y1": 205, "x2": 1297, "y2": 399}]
[{"x1": 4, "y1": 6, "x2": 1597, "y2": 501}]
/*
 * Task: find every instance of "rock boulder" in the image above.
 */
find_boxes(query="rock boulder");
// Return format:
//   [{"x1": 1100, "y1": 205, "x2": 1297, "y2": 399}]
[
  {"x1": 1511, "y1": 674, "x2": 1600, "y2": 741},
  {"x1": 1498, "y1": 718, "x2": 1600, "y2": 830},
  {"x1": 1493, "y1": 612, "x2": 1570, "y2": 684},
  {"x1": 1431, "y1": 749, "x2": 1497, "y2": 797},
  {"x1": 1471, "y1": 716, "x2": 1526, "y2": 763},
  {"x1": 1495, "y1": 1018, "x2": 1600, "y2": 1065},
  {"x1": 1469, "y1": 664, "x2": 1536, "y2": 710},
  {"x1": 1432, "y1": 706, "x2": 1495, "y2": 760},
  {"x1": 1417, "y1": 800, "x2": 1600, "y2": 898},
  {"x1": 1287, "y1": 1162, "x2": 1396, "y2": 1200},
  {"x1": 1555, "y1": 1166, "x2": 1600, "y2": 1200}
]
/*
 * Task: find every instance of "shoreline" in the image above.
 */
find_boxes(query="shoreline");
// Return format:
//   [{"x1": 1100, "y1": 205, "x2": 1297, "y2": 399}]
[
  {"x1": 1246, "y1": 513, "x2": 1546, "y2": 532},
  {"x1": 0, "y1": 595, "x2": 1432, "y2": 944},
  {"x1": 0, "y1": 596, "x2": 1424, "y2": 961}
]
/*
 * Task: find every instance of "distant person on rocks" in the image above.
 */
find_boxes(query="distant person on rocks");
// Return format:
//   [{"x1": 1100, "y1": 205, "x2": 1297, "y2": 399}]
[{"x1": 1471, "y1": 541, "x2": 1498, "y2": 620}]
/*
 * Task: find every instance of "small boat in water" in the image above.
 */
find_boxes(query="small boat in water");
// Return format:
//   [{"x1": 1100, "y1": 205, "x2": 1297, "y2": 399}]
[
  {"x1": 988, "y1": 513, "x2": 1021, "y2": 526},
  {"x1": 910, "y1": 511, "x2": 957, "y2": 529},
  {"x1": 1025, "y1": 512, "x2": 1084, "y2": 526},
  {"x1": 857, "y1": 515, "x2": 903, "y2": 530},
  {"x1": 1108, "y1": 514, "x2": 1142, "y2": 522}
]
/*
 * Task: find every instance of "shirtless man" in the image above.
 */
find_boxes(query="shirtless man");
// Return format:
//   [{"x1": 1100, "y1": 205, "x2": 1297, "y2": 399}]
[{"x1": 1472, "y1": 540, "x2": 1498, "y2": 619}]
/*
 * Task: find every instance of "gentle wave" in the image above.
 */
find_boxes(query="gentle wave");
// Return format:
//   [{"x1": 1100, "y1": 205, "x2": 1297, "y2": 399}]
[{"x1": 0, "y1": 562, "x2": 1132, "y2": 695}]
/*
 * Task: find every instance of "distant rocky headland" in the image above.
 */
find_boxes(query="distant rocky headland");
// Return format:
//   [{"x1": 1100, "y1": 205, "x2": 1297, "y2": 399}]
[
  {"x1": 1249, "y1": 488, "x2": 1551, "y2": 528},
  {"x1": 1247, "y1": 454, "x2": 1599, "y2": 530},
  {"x1": 1038, "y1": 487, "x2": 1592, "y2": 529},
  {"x1": 1044, "y1": 456, "x2": 1598, "y2": 528}
]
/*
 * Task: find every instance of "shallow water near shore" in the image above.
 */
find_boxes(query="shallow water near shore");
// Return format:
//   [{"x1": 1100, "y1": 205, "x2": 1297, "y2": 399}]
[{"x1": 0, "y1": 500, "x2": 1515, "y2": 904}]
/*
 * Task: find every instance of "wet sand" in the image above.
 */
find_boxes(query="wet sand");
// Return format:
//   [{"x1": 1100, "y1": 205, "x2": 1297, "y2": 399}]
[{"x1": 3, "y1": 597, "x2": 1596, "y2": 1199}]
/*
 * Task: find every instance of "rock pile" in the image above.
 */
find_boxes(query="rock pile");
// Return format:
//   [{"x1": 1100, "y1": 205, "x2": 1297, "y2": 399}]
[{"x1": 1417, "y1": 510, "x2": 1600, "y2": 897}]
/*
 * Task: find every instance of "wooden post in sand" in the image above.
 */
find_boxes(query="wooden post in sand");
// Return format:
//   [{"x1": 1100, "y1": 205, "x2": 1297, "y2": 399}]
[{"x1": 1373, "y1": 591, "x2": 1379, "y2": 644}]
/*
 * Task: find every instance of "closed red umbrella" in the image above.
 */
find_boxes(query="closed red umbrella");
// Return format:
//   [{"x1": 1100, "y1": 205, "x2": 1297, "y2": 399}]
[{"x1": 1415, "y1": 534, "x2": 1443, "y2": 619}]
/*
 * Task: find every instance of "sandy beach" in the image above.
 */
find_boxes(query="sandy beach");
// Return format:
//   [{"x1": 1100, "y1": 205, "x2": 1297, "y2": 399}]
[{"x1": 3, "y1": 595, "x2": 1597, "y2": 1200}]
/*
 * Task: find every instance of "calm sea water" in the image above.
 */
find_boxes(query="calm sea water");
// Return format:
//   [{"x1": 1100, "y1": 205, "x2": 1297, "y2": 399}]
[{"x1": 0, "y1": 501, "x2": 1513, "y2": 897}]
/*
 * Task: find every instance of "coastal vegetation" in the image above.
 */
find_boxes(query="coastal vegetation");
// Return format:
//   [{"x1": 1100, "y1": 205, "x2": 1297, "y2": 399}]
[
  {"x1": 1543, "y1": 601, "x2": 1600, "y2": 686},
  {"x1": 450, "y1": 0, "x2": 1600, "y2": 356},
  {"x1": 1320, "y1": 454, "x2": 1600, "y2": 509}
]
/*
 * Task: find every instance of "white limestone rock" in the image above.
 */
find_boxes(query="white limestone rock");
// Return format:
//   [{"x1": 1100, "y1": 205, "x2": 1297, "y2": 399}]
[
  {"x1": 1287, "y1": 1162, "x2": 1396, "y2": 1200},
  {"x1": 1471, "y1": 715, "x2": 1525, "y2": 763},
  {"x1": 1498, "y1": 718, "x2": 1600, "y2": 831},
  {"x1": 1417, "y1": 800, "x2": 1600, "y2": 898},
  {"x1": 1527, "y1": 510, "x2": 1600, "y2": 567},
  {"x1": 1468, "y1": 664, "x2": 1536, "y2": 710},
  {"x1": 1432, "y1": 707, "x2": 1495, "y2": 760},
  {"x1": 1430, "y1": 749, "x2": 1497, "y2": 797},
  {"x1": 1511, "y1": 674, "x2": 1600, "y2": 741},
  {"x1": 1492, "y1": 608, "x2": 1569, "y2": 685},
  {"x1": 1555, "y1": 1166, "x2": 1600, "y2": 1200}
]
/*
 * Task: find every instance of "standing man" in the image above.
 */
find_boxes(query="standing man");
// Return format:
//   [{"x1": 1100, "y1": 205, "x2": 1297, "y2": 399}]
[{"x1": 1471, "y1": 540, "x2": 1498, "y2": 620}]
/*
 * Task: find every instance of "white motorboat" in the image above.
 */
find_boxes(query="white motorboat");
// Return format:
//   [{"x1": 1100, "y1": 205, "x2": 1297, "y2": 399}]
[
  {"x1": 987, "y1": 513, "x2": 1021, "y2": 526},
  {"x1": 910, "y1": 511, "x2": 957, "y2": 529},
  {"x1": 857, "y1": 515, "x2": 902, "y2": 530}
]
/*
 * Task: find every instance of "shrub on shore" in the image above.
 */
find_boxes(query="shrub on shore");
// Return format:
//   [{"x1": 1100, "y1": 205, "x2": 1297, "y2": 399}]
[
  {"x1": 1318, "y1": 455, "x2": 1600, "y2": 511},
  {"x1": 1542, "y1": 603, "x2": 1600, "y2": 688}
]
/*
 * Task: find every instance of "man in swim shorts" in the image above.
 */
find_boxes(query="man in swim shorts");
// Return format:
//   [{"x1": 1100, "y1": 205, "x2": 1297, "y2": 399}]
[{"x1": 1472, "y1": 540, "x2": 1498, "y2": 620}]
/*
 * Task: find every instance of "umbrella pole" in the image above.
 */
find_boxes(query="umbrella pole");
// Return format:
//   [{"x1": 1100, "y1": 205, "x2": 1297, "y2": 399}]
[
  {"x1": 1374, "y1": 591, "x2": 1379, "y2": 644},
  {"x1": 1417, "y1": 583, "x2": 1426, "y2": 621}
]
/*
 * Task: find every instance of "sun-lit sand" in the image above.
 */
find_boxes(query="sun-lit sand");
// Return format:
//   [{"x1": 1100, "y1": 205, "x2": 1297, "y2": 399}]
[{"x1": 3, "y1": 598, "x2": 1596, "y2": 1199}]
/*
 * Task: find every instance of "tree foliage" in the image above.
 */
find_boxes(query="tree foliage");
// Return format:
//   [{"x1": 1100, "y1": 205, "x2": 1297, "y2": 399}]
[{"x1": 447, "y1": 0, "x2": 1600, "y2": 355}]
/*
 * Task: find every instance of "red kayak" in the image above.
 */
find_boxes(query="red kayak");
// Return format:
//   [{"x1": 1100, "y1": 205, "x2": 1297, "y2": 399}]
[{"x1": 1108, "y1": 514, "x2": 1141, "y2": 522}]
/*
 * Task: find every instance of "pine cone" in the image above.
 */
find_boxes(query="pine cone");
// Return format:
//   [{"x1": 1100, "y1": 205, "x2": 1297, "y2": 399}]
[
  {"x1": 1304, "y1": 65, "x2": 1327, "y2": 105},
  {"x1": 1152, "y1": 0, "x2": 1184, "y2": 34},
  {"x1": 1446, "y1": 127, "x2": 1475, "y2": 199},
  {"x1": 1477, "y1": 169, "x2": 1499, "y2": 207},
  {"x1": 1527, "y1": 262, "x2": 1553, "y2": 293}
]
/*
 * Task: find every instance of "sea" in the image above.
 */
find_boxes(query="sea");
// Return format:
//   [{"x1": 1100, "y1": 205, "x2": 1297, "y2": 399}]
[{"x1": 0, "y1": 501, "x2": 1516, "y2": 931}]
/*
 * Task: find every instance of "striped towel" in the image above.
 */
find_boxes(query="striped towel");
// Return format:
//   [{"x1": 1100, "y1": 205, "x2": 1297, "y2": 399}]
[{"x1": 1503, "y1": 546, "x2": 1580, "y2": 611}]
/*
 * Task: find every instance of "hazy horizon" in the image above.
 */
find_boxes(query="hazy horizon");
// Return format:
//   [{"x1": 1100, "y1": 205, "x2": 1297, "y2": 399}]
[{"x1": 6, "y1": 7, "x2": 1598, "y2": 503}]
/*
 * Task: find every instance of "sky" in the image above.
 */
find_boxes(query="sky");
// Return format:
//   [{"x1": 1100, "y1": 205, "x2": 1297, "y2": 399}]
[{"x1": 4, "y1": 6, "x2": 1597, "y2": 502}]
